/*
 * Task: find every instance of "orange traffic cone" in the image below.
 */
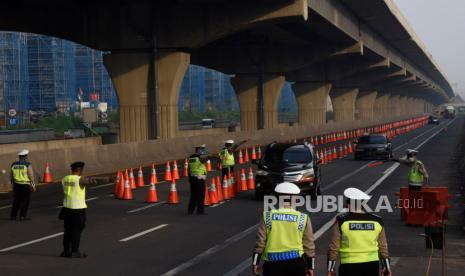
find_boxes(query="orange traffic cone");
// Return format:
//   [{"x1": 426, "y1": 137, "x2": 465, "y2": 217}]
[
  {"x1": 114, "y1": 170, "x2": 121, "y2": 196},
  {"x1": 129, "y1": 167, "x2": 136, "y2": 189},
  {"x1": 117, "y1": 170, "x2": 125, "y2": 199},
  {"x1": 164, "y1": 161, "x2": 172, "y2": 181},
  {"x1": 240, "y1": 168, "x2": 248, "y2": 191},
  {"x1": 222, "y1": 175, "x2": 230, "y2": 200},
  {"x1": 238, "y1": 149, "x2": 244, "y2": 164},
  {"x1": 338, "y1": 145, "x2": 344, "y2": 159},
  {"x1": 167, "y1": 178, "x2": 179, "y2": 204},
  {"x1": 348, "y1": 142, "x2": 353, "y2": 154},
  {"x1": 319, "y1": 150, "x2": 326, "y2": 165},
  {"x1": 183, "y1": 158, "x2": 189, "y2": 177},
  {"x1": 251, "y1": 146, "x2": 257, "y2": 160},
  {"x1": 137, "y1": 165, "x2": 145, "y2": 187},
  {"x1": 235, "y1": 172, "x2": 242, "y2": 194},
  {"x1": 332, "y1": 146, "x2": 337, "y2": 160},
  {"x1": 150, "y1": 163, "x2": 158, "y2": 184},
  {"x1": 257, "y1": 147, "x2": 262, "y2": 159},
  {"x1": 172, "y1": 160, "x2": 180, "y2": 180},
  {"x1": 244, "y1": 147, "x2": 250, "y2": 162},
  {"x1": 209, "y1": 178, "x2": 219, "y2": 204},
  {"x1": 204, "y1": 185, "x2": 211, "y2": 206},
  {"x1": 247, "y1": 167, "x2": 255, "y2": 190},
  {"x1": 43, "y1": 162, "x2": 52, "y2": 183},
  {"x1": 122, "y1": 169, "x2": 133, "y2": 200},
  {"x1": 216, "y1": 176, "x2": 224, "y2": 202},
  {"x1": 146, "y1": 182, "x2": 159, "y2": 203},
  {"x1": 229, "y1": 171, "x2": 236, "y2": 198},
  {"x1": 206, "y1": 159, "x2": 212, "y2": 172}
]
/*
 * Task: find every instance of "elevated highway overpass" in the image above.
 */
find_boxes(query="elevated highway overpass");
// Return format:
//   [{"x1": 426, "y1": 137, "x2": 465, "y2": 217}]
[{"x1": 0, "y1": 0, "x2": 454, "y2": 143}]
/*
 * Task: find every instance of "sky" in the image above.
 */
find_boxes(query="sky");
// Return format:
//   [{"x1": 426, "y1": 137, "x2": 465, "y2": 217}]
[{"x1": 395, "y1": 0, "x2": 465, "y2": 97}]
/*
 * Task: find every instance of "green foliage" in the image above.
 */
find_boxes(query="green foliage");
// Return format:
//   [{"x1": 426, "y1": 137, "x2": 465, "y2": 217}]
[
  {"x1": 179, "y1": 108, "x2": 240, "y2": 123},
  {"x1": 32, "y1": 115, "x2": 83, "y2": 136}
]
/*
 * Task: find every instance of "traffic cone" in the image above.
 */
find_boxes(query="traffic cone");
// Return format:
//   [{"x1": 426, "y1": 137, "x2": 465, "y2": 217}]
[
  {"x1": 238, "y1": 149, "x2": 244, "y2": 164},
  {"x1": 206, "y1": 159, "x2": 212, "y2": 172},
  {"x1": 167, "y1": 178, "x2": 179, "y2": 204},
  {"x1": 338, "y1": 145, "x2": 344, "y2": 159},
  {"x1": 183, "y1": 158, "x2": 189, "y2": 177},
  {"x1": 343, "y1": 144, "x2": 348, "y2": 157},
  {"x1": 222, "y1": 175, "x2": 230, "y2": 200},
  {"x1": 229, "y1": 171, "x2": 236, "y2": 198},
  {"x1": 257, "y1": 147, "x2": 262, "y2": 159},
  {"x1": 43, "y1": 162, "x2": 52, "y2": 183},
  {"x1": 164, "y1": 161, "x2": 172, "y2": 181},
  {"x1": 129, "y1": 167, "x2": 136, "y2": 189},
  {"x1": 122, "y1": 169, "x2": 133, "y2": 200},
  {"x1": 137, "y1": 165, "x2": 145, "y2": 187},
  {"x1": 117, "y1": 170, "x2": 125, "y2": 199},
  {"x1": 331, "y1": 146, "x2": 336, "y2": 160},
  {"x1": 251, "y1": 146, "x2": 257, "y2": 160},
  {"x1": 172, "y1": 160, "x2": 180, "y2": 180},
  {"x1": 319, "y1": 150, "x2": 326, "y2": 165},
  {"x1": 146, "y1": 182, "x2": 159, "y2": 203},
  {"x1": 244, "y1": 147, "x2": 250, "y2": 162},
  {"x1": 150, "y1": 163, "x2": 158, "y2": 184},
  {"x1": 235, "y1": 172, "x2": 242, "y2": 193},
  {"x1": 114, "y1": 170, "x2": 121, "y2": 196},
  {"x1": 216, "y1": 176, "x2": 224, "y2": 202},
  {"x1": 247, "y1": 167, "x2": 255, "y2": 190},
  {"x1": 348, "y1": 142, "x2": 353, "y2": 153},
  {"x1": 240, "y1": 168, "x2": 248, "y2": 191},
  {"x1": 209, "y1": 178, "x2": 219, "y2": 204},
  {"x1": 204, "y1": 185, "x2": 211, "y2": 206}
]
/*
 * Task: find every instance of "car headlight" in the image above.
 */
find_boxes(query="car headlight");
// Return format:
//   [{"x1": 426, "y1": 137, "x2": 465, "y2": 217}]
[{"x1": 256, "y1": 170, "x2": 269, "y2": 176}]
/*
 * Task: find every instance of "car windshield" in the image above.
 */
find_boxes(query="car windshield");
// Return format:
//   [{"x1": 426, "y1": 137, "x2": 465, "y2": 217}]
[
  {"x1": 264, "y1": 145, "x2": 312, "y2": 164},
  {"x1": 358, "y1": 136, "x2": 387, "y2": 144}
]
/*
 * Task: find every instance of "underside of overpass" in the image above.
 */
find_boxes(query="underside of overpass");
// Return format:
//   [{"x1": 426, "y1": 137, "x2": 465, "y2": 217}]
[{"x1": 0, "y1": 0, "x2": 454, "y2": 142}]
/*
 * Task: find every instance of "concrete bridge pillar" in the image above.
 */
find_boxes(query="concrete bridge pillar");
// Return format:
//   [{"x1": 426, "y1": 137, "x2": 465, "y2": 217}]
[
  {"x1": 231, "y1": 75, "x2": 285, "y2": 131},
  {"x1": 374, "y1": 94, "x2": 390, "y2": 121},
  {"x1": 399, "y1": 96, "x2": 408, "y2": 116},
  {"x1": 104, "y1": 51, "x2": 189, "y2": 142},
  {"x1": 388, "y1": 95, "x2": 401, "y2": 118},
  {"x1": 355, "y1": 91, "x2": 377, "y2": 121},
  {"x1": 331, "y1": 88, "x2": 359, "y2": 122},
  {"x1": 292, "y1": 83, "x2": 331, "y2": 126}
]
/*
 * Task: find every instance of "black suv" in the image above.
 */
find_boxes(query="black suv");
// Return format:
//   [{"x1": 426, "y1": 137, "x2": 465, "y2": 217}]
[
  {"x1": 255, "y1": 142, "x2": 322, "y2": 200},
  {"x1": 353, "y1": 134, "x2": 392, "y2": 160}
]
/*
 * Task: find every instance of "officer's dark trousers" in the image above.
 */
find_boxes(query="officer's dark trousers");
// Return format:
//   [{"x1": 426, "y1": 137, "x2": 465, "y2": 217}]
[
  {"x1": 62, "y1": 208, "x2": 86, "y2": 253},
  {"x1": 11, "y1": 184, "x2": 31, "y2": 219},
  {"x1": 339, "y1": 261, "x2": 379, "y2": 276},
  {"x1": 263, "y1": 257, "x2": 306, "y2": 276},
  {"x1": 221, "y1": 166, "x2": 234, "y2": 183},
  {"x1": 188, "y1": 177, "x2": 206, "y2": 214}
]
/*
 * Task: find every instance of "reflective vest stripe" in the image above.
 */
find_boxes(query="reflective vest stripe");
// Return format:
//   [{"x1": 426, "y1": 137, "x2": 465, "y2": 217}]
[
  {"x1": 11, "y1": 164, "x2": 30, "y2": 185},
  {"x1": 62, "y1": 175, "x2": 87, "y2": 209},
  {"x1": 408, "y1": 160, "x2": 424, "y2": 185},
  {"x1": 339, "y1": 220, "x2": 382, "y2": 264},
  {"x1": 188, "y1": 157, "x2": 207, "y2": 176},
  {"x1": 219, "y1": 149, "x2": 235, "y2": 167}
]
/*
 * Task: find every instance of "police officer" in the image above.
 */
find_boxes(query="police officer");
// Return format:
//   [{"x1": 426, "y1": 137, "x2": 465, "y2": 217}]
[
  {"x1": 218, "y1": 139, "x2": 247, "y2": 182},
  {"x1": 10, "y1": 149, "x2": 35, "y2": 221},
  {"x1": 188, "y1": 144, "x2": 208, "y2": 215},
  {"x1": 252, "y1": 182, "x2": 315, "y2": 276},
  {"x1": 327, "y1": 188, "x2": 391, "y2": 276},
  {"x1": 60, "y1": 161, "x2": 93, "y2": 258},
  {"x1": 393, "y1": 149, "x2": 429, "y2": 190}
]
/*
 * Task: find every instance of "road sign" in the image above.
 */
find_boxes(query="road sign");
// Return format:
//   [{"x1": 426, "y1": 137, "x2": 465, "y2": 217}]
[
  {"x1": 8, "y1": 108, "x2": 17, "y2": 117},
  {"x1": 9, "y1": 117, "x2": 18, "y2": 126}
]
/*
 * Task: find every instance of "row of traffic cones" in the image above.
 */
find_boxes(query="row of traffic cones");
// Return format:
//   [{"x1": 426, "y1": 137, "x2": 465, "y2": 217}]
[
  {"x1": 317, "y1": 142, "x2": 353, "y2": 165},
  {"x1": 205, "y1": 167, "x2": 256, "y2": 205},
  {"x1": 238, "y1": 146, "x2": 262, "y2": 164}
]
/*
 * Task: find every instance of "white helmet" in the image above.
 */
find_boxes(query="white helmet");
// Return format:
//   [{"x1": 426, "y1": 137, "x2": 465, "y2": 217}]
[
  {"x1": 225, "y1": 140, "x2": 234, "y2": 145},
  {"x1": 343, "y1": 187, "x2": 370, "y2": 200},
  {"x1": 274, "y1": 182, "x2": 301, "y2": 195},
  {"x1": 18, "y1": 149, "x2": 29, "y2": 156},
  {"x1": 405, "y1": 149, "x2": 418, "y2": 156}
]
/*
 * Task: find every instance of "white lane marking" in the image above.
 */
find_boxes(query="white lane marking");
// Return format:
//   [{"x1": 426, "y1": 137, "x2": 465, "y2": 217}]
[
  {"x1": 391, "y1": 257, "x2": 400, "y2": 267},
  {"x1": 209, "y1": 201, "x2": 225, "y2": 208},
  {"x1": 55, "y1": 197, "x2": 99, "y2": 209},
  {"x1": 127, "y1": 201, "x2": 167, "y2": 213},
  {"x1": 160, "y1": 224, "x2": 258, "y2": 276},
  {"x1": 0, "y1": 204, "x2": 12, "y2": 210},
  {"x1": 89, "y1": 182, "x2": 114, "y2": 189},
  {"x1": 223, "y1": 119, "x2": 455, "y2": 276},
  {"x1": 119, "y1": 224, "x2": 168, "y2": 242},
  {"x1": 0, "y1": 232, "x2": 64, "y2": 252}
]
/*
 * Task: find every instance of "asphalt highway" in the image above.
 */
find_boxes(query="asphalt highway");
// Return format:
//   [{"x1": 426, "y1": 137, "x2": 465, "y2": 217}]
[{"x1": 0, "y1": 117, "x2": 462, "y2": 276}]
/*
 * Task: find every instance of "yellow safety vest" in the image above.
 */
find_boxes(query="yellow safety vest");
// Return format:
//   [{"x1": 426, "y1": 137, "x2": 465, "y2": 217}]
[
  {"x1": 11, "y1": 162, "x2": 31, "y2": 185},
  {"x1": 219, "y1": 148, "x2": 235, "y2": 167},
  {"x1": 339, "y1": 213, "x2": 383, "y2": 264},
  {"x1": 188, "y1": 156, "x2": 207, "y2": 176},
  {"x1": 62, "y1": 175, "x2": 87, "y2": 209},
  {"x1": 262, "y1": 208, "x2": 307, "y2": 261},
  {"x1": 408, "y1": 160, "x2": 424, "y2": 186}
]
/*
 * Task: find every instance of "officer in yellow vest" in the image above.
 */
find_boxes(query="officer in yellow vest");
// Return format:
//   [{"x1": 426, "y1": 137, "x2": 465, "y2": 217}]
[
  {"x1": 218, "y1": 139, "x2": 247, "y2": 183},
  {"x1": 10, "y1": 149, "x2": 35, "y2": 221},
  {"x1": 393, "y1": 149, "x2": 429, "y2": 191},
  {"x1": 59, "y1": 161, "x2": 92, "y2": 258},
  {"x1": 327, "y1": 188, "x2": 391, "y2": 276},
  {"x1": 188, "y1": 144, "x2": 208, "y2": 215},
  {"x1": 253, "y1": 182, "x2": 315, "y2": 276}
]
